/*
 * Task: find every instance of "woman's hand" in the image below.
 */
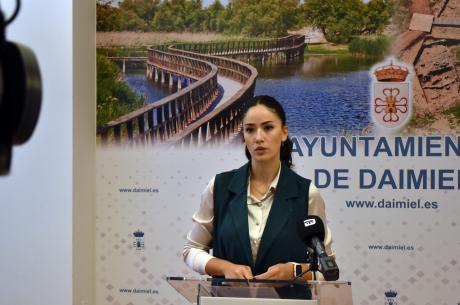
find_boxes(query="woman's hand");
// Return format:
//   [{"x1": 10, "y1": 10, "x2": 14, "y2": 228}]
[
  {"x1": 223, "y1": 263, "x2": 254, "y2": 279},
  {"x1": 254, "y1": 263, "x2": 294, "y2": 281},
  {"x1": 205, "y1": 258, "x2": 253, "y2": 279}
]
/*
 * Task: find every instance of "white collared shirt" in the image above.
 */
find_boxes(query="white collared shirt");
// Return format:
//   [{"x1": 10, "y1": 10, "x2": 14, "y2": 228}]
[{"x1": 246, "y1": 164, "x2": 280, "y2": 262}]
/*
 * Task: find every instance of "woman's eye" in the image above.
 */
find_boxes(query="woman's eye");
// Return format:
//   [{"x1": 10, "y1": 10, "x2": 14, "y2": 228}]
[
  {"x1": 245, "y1": 127, "x2": 254, "y2": 133},
  {"x1": 264, "y1": 125, "x2": 274, "y2": 131}
]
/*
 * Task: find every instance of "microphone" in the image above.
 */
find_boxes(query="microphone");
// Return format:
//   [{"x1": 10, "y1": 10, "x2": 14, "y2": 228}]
[{"x1": 298, "y1": 216, "x2": 339, "y2": 281}]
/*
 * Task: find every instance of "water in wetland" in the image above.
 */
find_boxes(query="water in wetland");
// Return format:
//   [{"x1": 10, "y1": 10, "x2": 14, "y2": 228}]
[{"x1": 124, "y1": 55, "x2": 377, "y2": 136}]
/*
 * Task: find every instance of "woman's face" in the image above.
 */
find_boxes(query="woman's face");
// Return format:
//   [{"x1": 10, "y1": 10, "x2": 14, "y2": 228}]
[{"x1": 243, "y1": 104, "x2": 288, "y2": 164}]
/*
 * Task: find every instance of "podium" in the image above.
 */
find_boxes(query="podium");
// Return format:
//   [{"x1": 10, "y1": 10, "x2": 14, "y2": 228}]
[{"x1": 166, "y1": 277, "x2": 353, "y2": 305}]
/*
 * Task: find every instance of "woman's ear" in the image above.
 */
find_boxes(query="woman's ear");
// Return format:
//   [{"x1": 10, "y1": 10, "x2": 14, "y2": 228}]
[{"x1": 282, "y1": 125, "x2": 289, "y2": 141}]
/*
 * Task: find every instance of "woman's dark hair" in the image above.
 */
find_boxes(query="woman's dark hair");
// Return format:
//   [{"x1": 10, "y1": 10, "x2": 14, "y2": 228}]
[{"x1": 243, "y1": 95, "x2": 293, "y2": 168}]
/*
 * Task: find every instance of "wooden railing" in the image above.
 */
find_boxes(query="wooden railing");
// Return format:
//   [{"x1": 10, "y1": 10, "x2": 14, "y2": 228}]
[
  {"x1": 164, "y1": 46, "x2": 258, "y2": 147},
  {"x1": 171, "y1": 35, "x2": 305, "y2": 56},
  {"x1": 97, "y1": 49, "x2": 218, "y2": 146}
]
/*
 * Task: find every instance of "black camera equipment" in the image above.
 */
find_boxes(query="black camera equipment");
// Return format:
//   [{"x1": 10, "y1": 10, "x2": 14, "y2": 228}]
[{"x1": 0, "y1": 0, "x2": 42, "y2": 175}]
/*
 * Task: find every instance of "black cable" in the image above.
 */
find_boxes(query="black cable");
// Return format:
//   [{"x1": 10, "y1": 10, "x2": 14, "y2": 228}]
[
  {"x1": 292, "y1": 266, "x2": 313, "y2": 281},
  {"x1": 4, "y1": 0, "x2": 21, "y2": 26}
]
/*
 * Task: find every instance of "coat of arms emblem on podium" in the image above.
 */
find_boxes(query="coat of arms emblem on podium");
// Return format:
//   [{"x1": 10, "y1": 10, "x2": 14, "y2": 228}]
[
  {"x1": 384, "y1": 290, "x2": 398, "y2": 305},
  {"x1": 133, "y1": 230, "x2": 145, "y2": 250},
  {"x1": 371, "y1": 58, "x2": 412, "y2": 129}
]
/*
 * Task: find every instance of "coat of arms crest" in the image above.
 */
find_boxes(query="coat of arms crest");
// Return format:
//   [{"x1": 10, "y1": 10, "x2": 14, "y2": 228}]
[{"x1": 371, "y1": 58, "x2": 412, "y2": 129}]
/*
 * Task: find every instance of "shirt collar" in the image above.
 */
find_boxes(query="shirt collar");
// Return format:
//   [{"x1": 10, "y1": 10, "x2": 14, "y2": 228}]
[{"x1": 247, "y1": 162, "x2": 282, "y2": 204}]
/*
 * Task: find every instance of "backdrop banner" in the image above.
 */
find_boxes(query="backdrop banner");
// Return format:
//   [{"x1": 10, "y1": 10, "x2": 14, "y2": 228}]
[
  {"x1": 96, "y1": 138, "x2": 459, "y2": 305},
  {"x1": 95, "y1": 1, "x2": 460, "y2": 304}
]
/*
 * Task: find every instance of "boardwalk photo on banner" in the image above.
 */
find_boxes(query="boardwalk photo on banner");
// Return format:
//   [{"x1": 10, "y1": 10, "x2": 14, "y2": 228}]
[
  {"x1": 97, "y1": 36, "x2": 306, "y2": 147},
  {"x1": 96, "y1": 0, "x2": 460, "y2": 147}
]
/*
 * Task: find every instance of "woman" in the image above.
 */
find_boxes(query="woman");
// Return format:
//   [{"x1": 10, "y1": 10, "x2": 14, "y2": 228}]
[{"x1": 183, "y1": 95, "x2": 334, "y2": 281}]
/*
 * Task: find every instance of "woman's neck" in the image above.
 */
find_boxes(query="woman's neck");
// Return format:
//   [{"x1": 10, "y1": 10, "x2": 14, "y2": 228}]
[{"x1": 250, "y1": 159, "x2": 281, "y2": 184}]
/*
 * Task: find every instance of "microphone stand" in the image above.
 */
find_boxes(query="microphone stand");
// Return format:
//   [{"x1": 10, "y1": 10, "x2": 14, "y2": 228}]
[{"x1": 293, "y1": 246, "x2": 318, "y2": 281}]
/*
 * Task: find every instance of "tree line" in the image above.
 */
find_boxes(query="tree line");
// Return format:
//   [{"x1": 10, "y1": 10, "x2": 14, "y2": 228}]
[{"x1": 97, "y1": 0, "x2": 393, "y2": 43}]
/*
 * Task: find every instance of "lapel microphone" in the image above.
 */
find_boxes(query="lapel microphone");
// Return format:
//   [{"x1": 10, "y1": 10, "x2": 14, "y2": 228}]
[{"x1": 0, "y1": 0, "x2": 42, "y2": 175}]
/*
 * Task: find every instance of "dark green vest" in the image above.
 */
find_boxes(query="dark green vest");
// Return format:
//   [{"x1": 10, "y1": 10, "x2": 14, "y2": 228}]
[{"x1": 212, "y1": 162, "x2": 311, "y2": 275}]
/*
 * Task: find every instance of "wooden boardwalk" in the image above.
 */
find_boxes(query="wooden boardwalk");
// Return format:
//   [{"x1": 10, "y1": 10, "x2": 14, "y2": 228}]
[
  {"x1": 215, "y1": 76, "x2": 242, "y2": 110},
  {"x1": 98, "y1": 35, "x2": 305, "y2": 147}
]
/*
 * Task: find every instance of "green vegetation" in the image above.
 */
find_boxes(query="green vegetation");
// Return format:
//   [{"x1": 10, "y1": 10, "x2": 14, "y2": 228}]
[
  {"x1": 452, "y1": 47, "x2": 460, "y2": 61},
  {"x1": 391, "y1": 0, "x2": 410, "y2": 36},
  {"x1": 223, "y1": 0, "x2": 300, "y2": 36},
  {"x1": 443, "y1": 101, "x2": 460, "y2": 122},
  {"x1": 97, "y1": 0, "x2": 392, "y2": 43},
  {"x1": 299, "y1": 0, "x2": 392, "y2": 43},
  {"x1": 97, "y1": 54, "x2": 144, "y2": 126},
  {"x1": 348, "y1": 36, "x2": 390, "y2": 57},
  {"x1": 305, "y1": 44, "x2": 350, "y2": 55},
  {"x1": 407, "y1": 112, "x2": 436, "y2": 129},
  {"x1": 97, "y1": 46, "x2": 147, "y2": 57},
  {"x1": 97, "y1": 0, "x2": 160, "y2": 31},
  {"x1": 97, "y1": 0, "x2": 299, "y2": 35}
]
